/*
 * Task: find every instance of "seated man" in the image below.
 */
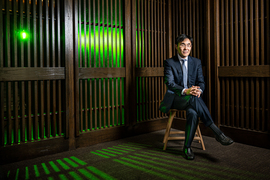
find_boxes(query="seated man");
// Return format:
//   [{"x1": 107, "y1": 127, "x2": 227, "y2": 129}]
[{"x1": 160, "y1": 34, "x2": 233, "y2": 160}]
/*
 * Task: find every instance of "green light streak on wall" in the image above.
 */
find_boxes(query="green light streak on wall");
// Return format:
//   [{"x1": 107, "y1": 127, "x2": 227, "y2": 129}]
[
  {"x1": 41, "y1": 163, "x2": 50, "y2": 175},
  {"x1": 70, "y1": 156, "x2": 87, "y2": 166},
  {"x1": 78, "y1": 169, "x2": 99, "y2": 180},
  {"x1": 15, "y1": 168, "x2": 19, "y2": 180},
  {"x1": 114, "y1": 159, "x2": 172, "y2": 180},
  {"x1": 56, "y1": 159, "x2": 70, "y2": 170},
  {"x1": 49, "y1": 161, "x2": 61, "y2": 172},
  {"x1": 96, "y1": 150, "x2": 117, "y2": 157},
  {"x1": 87, "y1": 166, "x2": 116, "y2": 180},
  {"x1": 91, "y1": 151, "x2": 110, "y2": 158},
  {"x1": 33, "y1": 165, "x2": 40, "y2": 177},
  {"x1": 58, "y1": 174, "x2": 69, "y2": 180},
  {"x1": 63, "y1": 158, "x2": 79, "y2": 168},
  {"x1": 25, "y1": 167, "x2": 29, "y2": 180},
  {"x1": 69, "y1": 171, "x2": 84, "y2": 180},
  {"x1": 79, "y1": 27, "x2": 124, "y2": 68},
  {"x1": 102, "y1": 148, "x2": 123, "y2": 155}
]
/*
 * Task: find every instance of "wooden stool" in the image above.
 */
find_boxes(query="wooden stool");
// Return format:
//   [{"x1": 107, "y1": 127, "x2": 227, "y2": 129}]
[{"x1": 163, "y1": 109, "x2": 205, "y2": 150}]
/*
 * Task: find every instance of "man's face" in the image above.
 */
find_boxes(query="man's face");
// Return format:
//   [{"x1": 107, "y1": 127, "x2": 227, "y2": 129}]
[{"x1": 175, "y1": 38, "x2": 192, "y2": 58}]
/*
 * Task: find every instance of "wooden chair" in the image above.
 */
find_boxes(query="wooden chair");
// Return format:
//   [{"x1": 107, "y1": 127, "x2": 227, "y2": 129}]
[{"x1": 163, "y1": 109, "x2": 205, "y2": 150}]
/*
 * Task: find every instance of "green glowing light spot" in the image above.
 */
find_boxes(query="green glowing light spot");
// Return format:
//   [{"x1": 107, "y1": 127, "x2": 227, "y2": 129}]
[
  {"x1": 69, "y1": 171, "x2": 84, "y2": 180},
  {"x1": 114, "y1": 159, "x2": 172, "y2": 180},
  {"x1": 78, "y1": 169, "x2": 99, "y2": 180},
  {"x1": 25, "y1": 167, "x2": 29, "y2": 180},
  {"x1": 15, "y1": 168, "x2": 19, "y2": 180},
  {"x1": 96, "y1": 150, "x2": 117, "y2": 157},
  {"x1": 7, "y1": 171, "x2": 10, "y2": 177},
  {"x1": 107, "y1": 147, "x2": 128, "y2": 153},
  {"x1": 49, "y1": 161, "x2": 60, "y2": 172},
  {"x1": 22, "y1": 32, "x2": 26, "y2": 39},
  {"x1": 91, "y1": 151, "x2": 110, "y2": 158},
  {"x1": 102, "y1": 148, "x2": 123, "y2": 155},
  {"x1": 113, "y1": 146, "x2": 135, "y2": 151},
  {"x1": 41, "y1": 163, "x2": 50, "y2": 175},
  {"x1": 87, "y1": 166, "x2": 116, "y2": 180},
  {"x1": 48, "y1": 177, "x2": 54, "y2": 180},
  {"x1": 34, "y1": 165, "x2": 40, "y2": 177},
  {"x1": 63, "y1": 158, "x2": 79, "y2": 168},
  {"x1": 58, "y1": 174, "x2": 68, "y2": 180},
  {"x1": 70, "y1": 156, "x2": 87, "y2": 166},
  {"x1": 56, "y1": 159, "x2": 70, "y2": 170}
]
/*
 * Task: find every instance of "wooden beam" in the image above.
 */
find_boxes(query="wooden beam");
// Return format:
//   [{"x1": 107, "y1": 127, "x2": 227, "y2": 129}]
[
  {"x1": 64, "y1": 0, "x2": 75, "y2": 150},
  {"x1": 218, "y1": 65, "x2": 270, "y2": 77},
  {"x1": 135, "y1": 67, "x2": 164, "y2": 77},
  {"x1": 0, "y1": 67, "x2": 65, "y2": 81},
  {"x1": 79, "y1": 67, "x2": 125, "y2": 79}
]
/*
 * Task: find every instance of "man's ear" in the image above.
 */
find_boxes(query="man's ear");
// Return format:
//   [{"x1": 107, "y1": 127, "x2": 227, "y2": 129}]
[{"x1": 175, "y1": 44, "x2": 178, "y2": 50}]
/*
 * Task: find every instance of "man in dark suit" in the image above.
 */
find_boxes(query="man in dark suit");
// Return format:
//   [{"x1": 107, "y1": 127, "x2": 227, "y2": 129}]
[{"x1": 160, "y1": 34, "x2": 233, "y2": 160}]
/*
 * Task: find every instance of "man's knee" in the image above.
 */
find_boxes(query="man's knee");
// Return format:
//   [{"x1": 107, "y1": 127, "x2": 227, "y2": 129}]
[{"x1": 186, "y1": 107, "x2": 198, "y2": 122}]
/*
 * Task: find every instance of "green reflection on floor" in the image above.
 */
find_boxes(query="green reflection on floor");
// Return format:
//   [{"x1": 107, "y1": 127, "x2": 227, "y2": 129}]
[
  {"x1": 87, "y1": 166, "x2": 116, "y2": 180},
  {"x1": 69, "y1": 171, "x2": 84, "y2": 180},
  {"x1": 63, "y1": 158, "x2": 79, "y2": 168},
  {"x1": 59, "y1": 174, "x2": 68, "y2": 180},
  {"x1": 49, "y1": 161, "x2": 61, "y2": 172},
  {"x1": 41, "y1": 163, "x2": 50, "y2": 175},
  {"x1": 33, "y1": 165, "x2": 40, "y2": 177},
  {"x1": 56, "y1": 159, "x2": 70, "y2": 170},
  {"x1": 70, "y1": 156, "x2": 87, "y2": 166},
  {"x1": 78, "y1": 168, "x2": 99, "y2": 180},
  {"x1": 91, "y1": 151, "x2": 110, "y2": 158}
]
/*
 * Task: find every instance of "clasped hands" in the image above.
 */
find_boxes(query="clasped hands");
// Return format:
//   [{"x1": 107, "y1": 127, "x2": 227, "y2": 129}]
[{"x1": 184, "y1": 86, "x2": 201, "y2": 98}]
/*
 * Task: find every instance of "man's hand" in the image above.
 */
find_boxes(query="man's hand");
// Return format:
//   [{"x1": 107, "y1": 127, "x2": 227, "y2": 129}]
[{"x1": 184, "y1": 86, "x2": 201, "y2": 98}]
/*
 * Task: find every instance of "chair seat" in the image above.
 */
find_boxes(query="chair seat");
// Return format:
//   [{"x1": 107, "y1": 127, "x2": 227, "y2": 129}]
[{"x1": 163, "y1": 109, "x2": 205, "y2": 150}]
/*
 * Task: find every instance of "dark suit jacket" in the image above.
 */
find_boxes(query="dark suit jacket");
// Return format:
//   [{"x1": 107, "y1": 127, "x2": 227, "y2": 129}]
[{"x1": 159, "y1": 55, "x2": 205, "y2": 113}]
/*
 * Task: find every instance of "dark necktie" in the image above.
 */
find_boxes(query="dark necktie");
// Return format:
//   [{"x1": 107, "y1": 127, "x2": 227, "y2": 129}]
[{"x1": 181, "y1": 59, "x2": 188, "y2": 88}]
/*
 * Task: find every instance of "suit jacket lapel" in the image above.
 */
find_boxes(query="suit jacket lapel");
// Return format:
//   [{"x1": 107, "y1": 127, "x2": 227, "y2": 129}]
[
  {"x1": 173, "y1": 55, "x2": 182, "y2": 74},
  {"x1": 188, "y1": 56, "x2": 194, "y2": 87}
]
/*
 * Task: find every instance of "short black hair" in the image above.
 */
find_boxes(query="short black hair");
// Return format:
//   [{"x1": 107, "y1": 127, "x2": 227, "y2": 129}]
[{"x1": 175, "y1": 34, "x2": 193, "y2": 45}]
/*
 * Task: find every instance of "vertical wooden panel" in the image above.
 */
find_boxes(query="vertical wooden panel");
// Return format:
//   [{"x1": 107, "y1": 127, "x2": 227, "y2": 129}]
[
  {"x1": 13, "y1": 0, "x2": 19, "y2": 143},
  {"x1": 0, "y1": 0, "x2": 4, "y2": 146}
]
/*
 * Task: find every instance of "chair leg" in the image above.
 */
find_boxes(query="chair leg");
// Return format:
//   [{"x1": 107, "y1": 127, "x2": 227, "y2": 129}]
[
  {"x1": 163, "y1": 111, "x2": 176, "y2": 150},
  {"x1": 196, "y1": 125, "x2": 205, "y2": 150}
]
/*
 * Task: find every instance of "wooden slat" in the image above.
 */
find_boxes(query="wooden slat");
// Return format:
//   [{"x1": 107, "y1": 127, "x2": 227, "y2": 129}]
[
  {"x1": 79, "y1": 67, "x2": 125, "y2": 79},
  {"x1": 220, "y1": 0, "x2": 224, "y2": 66},
  {"x1": 0, "y1": 0, "x2": 3, "y2": 146},
  {"x1": 80, "y1": 80, "x2": 83, "y2": 131},
  {"x1": 135, "y1": 67, "x2": 164, "y2": 77},
  {"x1": 103, "y1": 78, "x2": 106, "y2": 128},
  {"x1": 99, "y1": 79, "x2": 102, "y2": 128},
  {"x1": 255, "y1": 0, "x2": 260, "y2": 130},
  {"x1": 90, "y1": 79, "x2": 93, "y2": 130},
  {"x1": 0, "y1": 67, "x2": 65, "y2": 81},
  {"x1": 94, "y1": 79, "x2": 97, "y2": 129},
  {"x1": 38, "y1": 0, "x2": 44, "y2": 140},
  {"x1": 74, "y1": 0, "x2": 79, "y2": 136},
  {"x1": 218, "y1": 65, "x2": 270, "y2": 77},
  {"x1": 84, "y1": 79, "x2": 88, "y2": 130},
  {"x1": 56, "y1": 0, "x2": 62, "y2": 136}
]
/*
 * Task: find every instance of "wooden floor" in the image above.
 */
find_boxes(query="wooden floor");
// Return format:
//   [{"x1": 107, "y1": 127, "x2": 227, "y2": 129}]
[{"x1": 1, "y1": 129, "x2": 270, "y2": 180}]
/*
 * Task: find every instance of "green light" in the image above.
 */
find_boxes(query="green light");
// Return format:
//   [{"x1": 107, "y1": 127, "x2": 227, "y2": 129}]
[
  {"x1": 33, "y1": 165, "x2": 40, "y2": 177},
  {"x1": 59, "y1": 174, "x2": 68, "y2": 180},
  {"x1": 25, "y1": 167, "x2": 29, "y2": 180},
  {"x1": 78, "y1": 169, "x2": 99, "y2": 180},
  {"x1": 91, "y1": 151, "x2": 110, "y2": 159},
  {"x1": 96, "y1": 150, "x2": 116, "y2": 157},
  {"x1": 63, "y1": 158, "x2": 79, "y2": 168},
  {"x1": 56, "y1": 159, "x2": 70, "y2": 170},
  {"x1": 19, "y1": 30, "x2": 28, "y2": 40},
  {"x1": 22, "y1": 32, "x2": 26, "y2": 39},
  {"x1": 49, "y1": 161, "x2": 61, "y2": 172},
  {"x1": 70, "y1": 156, "x2": 87, "y2": 165},
  {"x1": 114, "y1": 159, "x2": 172, "y2": 180},
  {"x1": 87, "y1": 166, "x2": 116, "y2": 180},
  {"x1": 69, "y1": 171, "x2": 84, "y2": 180},
  {"x1": 41, "y1": 163, "x2": 50, "y2": 175}
]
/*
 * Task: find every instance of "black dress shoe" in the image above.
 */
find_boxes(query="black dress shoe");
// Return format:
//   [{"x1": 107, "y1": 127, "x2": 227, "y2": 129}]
[
  {"x1": 215, "y1": 133, "x2": 234, "y2": 146},
  {"x1": 183, "y1": 147, "x2": 194, "y2": 160}
]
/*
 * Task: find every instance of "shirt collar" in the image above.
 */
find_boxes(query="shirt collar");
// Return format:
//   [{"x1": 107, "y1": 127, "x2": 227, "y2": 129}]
[{"x1": 177, "y1": 54, "x2": 188, "y2": 61}]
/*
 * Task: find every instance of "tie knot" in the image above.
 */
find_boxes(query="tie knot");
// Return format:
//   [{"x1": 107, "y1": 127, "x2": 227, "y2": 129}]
[{"x1": 181, "y1": 59, "x2": 187, "y2": 62}]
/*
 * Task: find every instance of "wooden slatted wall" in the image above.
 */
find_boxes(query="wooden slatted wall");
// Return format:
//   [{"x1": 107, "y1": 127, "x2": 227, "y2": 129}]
[
  {"x1": 0, "y1": 0, "x2": 65, "y2": 147},
  {"x1": 135, "y1": 0, "x2": 167, "y2": 122},
  {"x1": 170, "y1": 0, "x2": 211, "y2": 119},
  {"x1": 214, "y1": 0, "x2": 270, "y2": 143},
  {"x1": 74, "y1": 0, "x2": 125, "y2": 135}
]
